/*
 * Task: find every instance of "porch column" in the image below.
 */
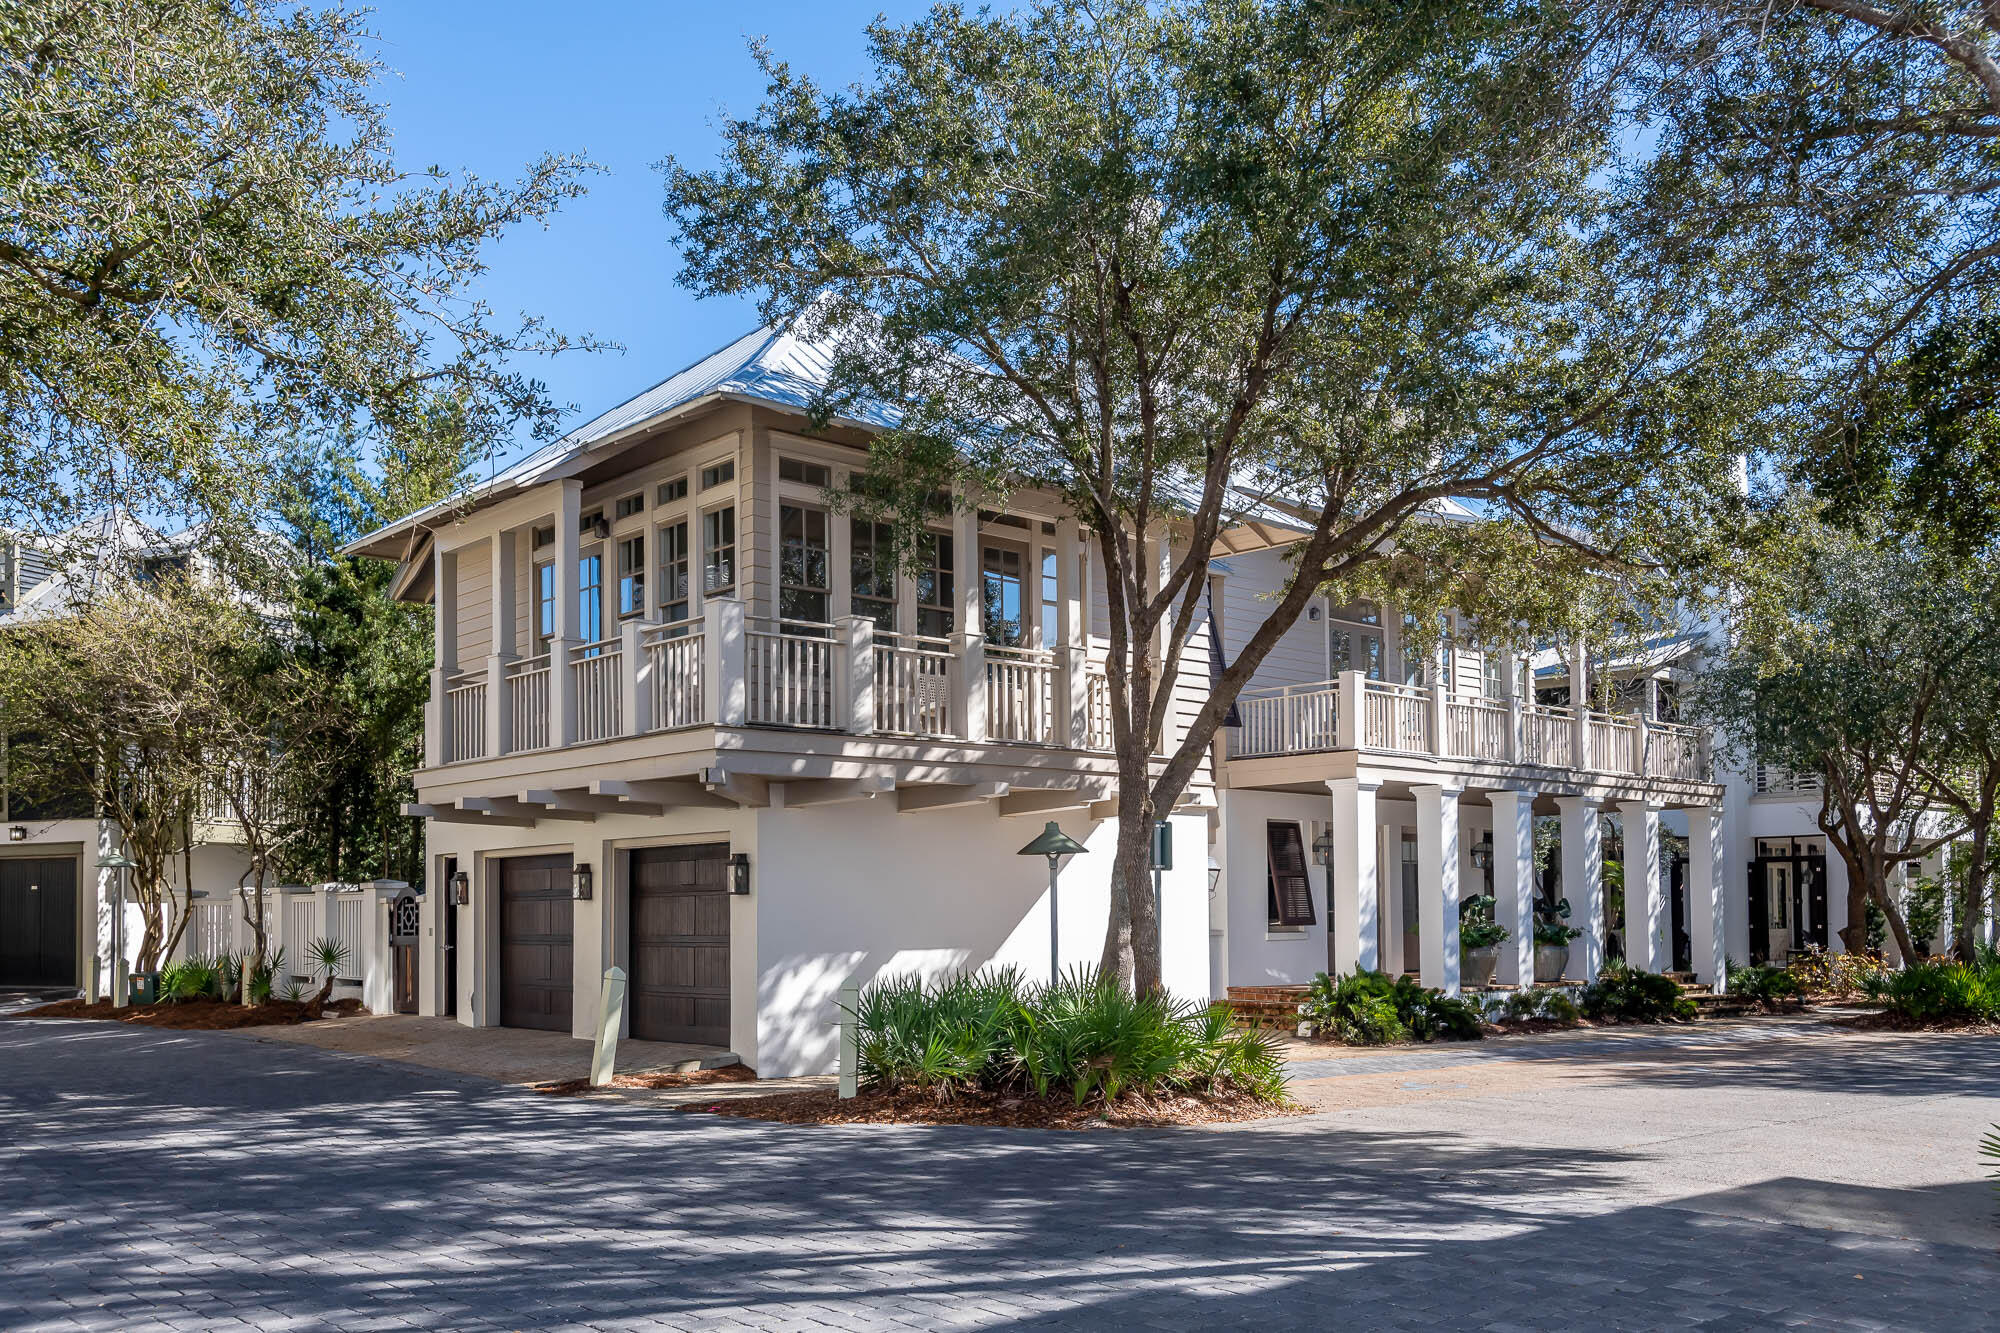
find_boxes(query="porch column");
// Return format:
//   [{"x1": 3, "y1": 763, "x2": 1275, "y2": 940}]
[
  {"x1": 1336, "y1": 669, "x2": 1366, "y2": 748},
  {"x1": 1150, "y1": 527, "x2": 1178, "y2": 753},
  {"x1": 429, "y1": 543, "x2": 458, "y2": 768},
  {"x1": 1687, "y1": 804, "x2": 1725, "y2": 990},
  {"x1": 837, "y1": 614, "x2": 875, "y2": 735},
  {"x1": 487, "y1": 529, "x2": 516, "y2": 755},
  {"x1": 952, "y1": 503, "x2": 986, "y2": 742},
  {"x1": 1054, "y1": 517, "x2": 1083, "y2": 747},
  {"x1": 549, "y1": 480, "x2": 582, "y2": 748},
  {"x1": 1327, "y1": 777, "x2": 1382, "y2": 975},
  {"x1": 620, "y1": 616, "x2": 652, "y2": 736},
  {"x1": 1414, "y1": 784, "x2": 1463, "y2": 995},
  {"x1": 1620, "y1": 800, "x2": 1664, "y2": 971},
  {"x1": 1556, "y1": 796, "x2": 1603, "y2": 979},
  {"x1": 1378, "y1": 820, "x2": 1403, "y2": 975},
  {"x1": 703, "y1": 596, "x2": 746, "y2": 725},
  {"x1": 1491, "y1": 789, "x2": 1536, "y2": 986},
  {"x1": 1567, "y1": 638, "x2": 1590, "y2": 766}
]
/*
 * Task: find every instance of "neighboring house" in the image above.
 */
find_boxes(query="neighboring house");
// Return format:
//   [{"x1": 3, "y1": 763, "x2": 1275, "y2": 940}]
[
  {"x1": 343, "y1": 318, "x2": 1730, "y2": 1076},
  {"x1": 0, "y1": 512, "x2": 259, "y2": 993}
]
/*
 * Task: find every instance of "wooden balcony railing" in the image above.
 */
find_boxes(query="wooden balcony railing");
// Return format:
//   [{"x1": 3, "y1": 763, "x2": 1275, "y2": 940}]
[
  {"x1": 572, "y1": 638, "x2": 624, "y2": 743},
  {"x1": 985, "y1": 645, "x2": 1056, "y2": 744},
  {"x1": 507, "y1": 657, "x2": 551, "y2": 752},
  {"x1": 875, "y1": 632, "x2": 953, "y2": 737},
  {"x1": 1234, "y1": 679, "x2": 1339, "y2": 758},
  {"x1": 445, "y1": 669, "x2": 487, "y2": 763},
  {"x1": 747, "y1": 618, "x2": 837, "y2": 729},
  {"x1": 645, "y1": 619, "x2": 706, "y2": 731}
]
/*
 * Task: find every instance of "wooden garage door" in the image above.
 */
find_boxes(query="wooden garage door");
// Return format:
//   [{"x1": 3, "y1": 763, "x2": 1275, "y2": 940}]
[
  {"x1": 0, "y1": 857, "x2": 77, "y2": 988},
  {"x1": 629, "y1": 844, "x2": 731, "y2": 1047},
  {"x1": 499, "y1": 854, "x2": 573, "y2": 1032}
]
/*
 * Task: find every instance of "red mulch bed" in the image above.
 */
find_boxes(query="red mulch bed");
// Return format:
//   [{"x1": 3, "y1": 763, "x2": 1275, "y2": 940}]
[
  {"x1": 1486, "y1": 1018, "x2": 1588, "y2": 1037},
  {"x1": 676, "y1": 1085, "x2": 1300, "y2": 1130},
  {"x1": 534, "y1": 1064, "x2": 760, "y2": 1096},
  {"x1": 9, "y1": 997, "x2": 363, "y2": 1030}
]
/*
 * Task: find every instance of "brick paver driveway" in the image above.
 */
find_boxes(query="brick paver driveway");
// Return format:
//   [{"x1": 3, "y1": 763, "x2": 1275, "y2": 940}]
[{"x1": 2, "y1": 1018, "x2": 1995, "y2": 1331}]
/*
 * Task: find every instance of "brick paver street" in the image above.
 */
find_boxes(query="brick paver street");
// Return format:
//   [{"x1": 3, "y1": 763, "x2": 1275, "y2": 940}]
[{"x1": 2, "y1": 1017, "x2": 1995, "y2": 1330}]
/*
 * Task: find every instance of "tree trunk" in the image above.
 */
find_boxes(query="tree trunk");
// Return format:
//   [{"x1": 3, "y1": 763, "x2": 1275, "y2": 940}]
[{"x1": 1838, "y1": 883, "x2": 1870, "y2": 954}]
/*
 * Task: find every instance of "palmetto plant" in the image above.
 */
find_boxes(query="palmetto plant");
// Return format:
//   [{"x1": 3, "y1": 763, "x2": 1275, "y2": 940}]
[
  {"x1": 302, "y1": 937, "x2": 351, "y2": 1017},
  {"x1": 1983, "y1": 1126, "x2": 1999, "y2": 1201}
]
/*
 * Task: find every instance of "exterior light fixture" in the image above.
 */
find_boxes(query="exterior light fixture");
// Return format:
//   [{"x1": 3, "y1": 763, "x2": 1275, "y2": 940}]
[
  {"x1": 449, "y1": 870, "x2": 471, "y2": 905},
  {"x1": 95, "y1": 850, "x2": 137, "y2": 1008},
  {"x1": 730, "y1": 852, "x2": 751, "y2": 895},
  {"x1": 1470, "y1": 832, "x2": 1494, "y2": 871},
  {"x1": 7, "y1": 825, "x2": 25, "y2": 842},
  {"x1": 1208, "y1": 856, "x2": 1222, "y2": 897},
  {"x1": 571, "y1": 863, "x2": 594, "y2": 901},
  {"x1": 1311, "y1": 829, "x2": 1335, "y2": 866},
  {"x1": 1018, "y1": 821, "x2": 1088, "y2": 983}
]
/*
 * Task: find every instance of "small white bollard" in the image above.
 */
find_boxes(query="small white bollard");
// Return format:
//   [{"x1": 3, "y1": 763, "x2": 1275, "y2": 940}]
[
  {"x1": 837, "y1": 983, "x2": 859, "y2": 1100},
  {"x1": 590, "y1": 966, "x2": 627, "y2": 1088}
]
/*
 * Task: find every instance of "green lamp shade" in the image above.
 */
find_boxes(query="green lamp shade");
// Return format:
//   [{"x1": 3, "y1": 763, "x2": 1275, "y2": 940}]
[{"x1": 1018, "y1": 821, "x2": 1087, "y2": 858}]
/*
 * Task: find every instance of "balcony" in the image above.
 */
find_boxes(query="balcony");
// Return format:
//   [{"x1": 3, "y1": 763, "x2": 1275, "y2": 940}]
[{"x1": 1228, "y1": 672, "x2": 1712, "y2": 789}]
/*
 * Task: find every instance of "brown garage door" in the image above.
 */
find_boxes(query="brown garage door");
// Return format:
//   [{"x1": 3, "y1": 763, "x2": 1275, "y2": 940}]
[
  {"x1": 499, "y1": 854, "x2": 573, "y2": 1032},
  {"x1": 629, "y1": 844, "x2": 731, "y2": 1047}
]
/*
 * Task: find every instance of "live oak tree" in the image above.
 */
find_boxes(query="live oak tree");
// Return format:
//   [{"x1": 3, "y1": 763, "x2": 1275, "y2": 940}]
[
  {"x1": 663, "y1": 0, "x2": 1764, "y2": 992},
  {"x1": 0, "y1": 0, "x2": 601, "y2": 535}
]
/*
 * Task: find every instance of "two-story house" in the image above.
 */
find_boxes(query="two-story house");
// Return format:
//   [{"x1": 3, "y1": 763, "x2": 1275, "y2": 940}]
[{"x1": 347, "y1": 318, "x2": 1733, "y2": 1076}]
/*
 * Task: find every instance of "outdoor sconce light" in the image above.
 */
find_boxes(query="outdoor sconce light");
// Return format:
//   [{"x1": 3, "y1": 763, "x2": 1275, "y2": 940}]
[
  {"x1": 730, "y1": 852, "x2": 751, "y2": 896},
  {"x1": 449, "y1": 870, "x2": 470, "y2": 905},
  {"x1": 1311, "y1": 829, "x2": 1335, "y2": 867},
  {"x1": 7, "y1": 825, "x2": 25, "y2": 842},
  {"x1": 1207, "y1": 857, "x2": 1222, "y2": 897},
  {"x1": 571, "y1": 863, "x2": 594, "y2": 901},
  {"x1": 1469, "y1": 832, "x2": 1494, "y2": 871}
]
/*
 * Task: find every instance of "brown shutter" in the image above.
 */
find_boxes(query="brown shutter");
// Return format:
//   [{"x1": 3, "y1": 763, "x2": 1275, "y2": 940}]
[{"x1": 1266, "y1": 822, "x2": 1316, "y2": 927}]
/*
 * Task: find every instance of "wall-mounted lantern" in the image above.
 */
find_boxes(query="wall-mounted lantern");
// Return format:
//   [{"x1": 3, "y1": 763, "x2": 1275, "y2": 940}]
[
  {"x1": 449, "y1": 870, "x2": 470, "y2": 905},
  {"x1": 730, "y1": 852, "x2": 751, "y2": 896},
  {"x1": 1311, "y1": 829, "x2": 1335, "y2": 866},
  {"x1": 571, "y1": 863, "x2": 594, "y2": 901},
  {"x1": 7, "y1": 825, "x2": 25, "y2": 842},
  {"x1": 1469, "y1": 832, "x2": 1495, "y2": 871}
]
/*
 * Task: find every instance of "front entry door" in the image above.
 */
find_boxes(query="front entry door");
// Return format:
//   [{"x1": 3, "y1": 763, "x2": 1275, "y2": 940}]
[
  {"x1": 628, "y1": 844, "x2": 732, "y2": 1046},
  {"x1": 0, "y1": 857, "x2": 78, "y2": 987},
  {"x1": 499, "y1": 854, "x2": 573, "y2": 1031}
]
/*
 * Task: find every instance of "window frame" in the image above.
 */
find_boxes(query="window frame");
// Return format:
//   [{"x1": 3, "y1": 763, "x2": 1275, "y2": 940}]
[{"x1": 1266, "y1": 821, "x2": 1317, "y2": 929}]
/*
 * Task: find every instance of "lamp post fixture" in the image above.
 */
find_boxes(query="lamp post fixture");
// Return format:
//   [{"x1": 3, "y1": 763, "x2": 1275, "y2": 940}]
[
  {"x1": 95, "y1": 850, "x2": 136, "y2": 1008},
  {"x1": 1017, "y1": 821, "x2": 1087, "y2": 984}
]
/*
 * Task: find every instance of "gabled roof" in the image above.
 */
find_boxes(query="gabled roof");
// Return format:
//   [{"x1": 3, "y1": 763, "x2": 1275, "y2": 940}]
[{"x1": 1, "y1": 510, "x2": 165, "y2": 625}]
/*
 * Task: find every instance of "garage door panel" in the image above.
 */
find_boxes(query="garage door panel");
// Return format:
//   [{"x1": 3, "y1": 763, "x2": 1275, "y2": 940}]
[
  {"x1": 628, "y1": 844, "x2": 730, "y2": 1047},
  {"x1": 0, "y1": 858, "x2": 77, "y2": 988},
  {"x1": 499, "y1": 853, "x2": 573, "y2": 1032}
]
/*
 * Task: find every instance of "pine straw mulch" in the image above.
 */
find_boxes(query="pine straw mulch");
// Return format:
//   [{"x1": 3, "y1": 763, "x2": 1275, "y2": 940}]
[
  {"x1": 533, "y1": 1064, "x2": 760, "y2": 1096},
  {"x1": 1828, "y1": 1009, "x2": 2000, "y2": 1036},
  {"x1": 9, "y1": 996, "x2": 364, "y2": 1030},
  {"x1": 673, "y1": 1085, "x2": 1303, "y2": 1130}
]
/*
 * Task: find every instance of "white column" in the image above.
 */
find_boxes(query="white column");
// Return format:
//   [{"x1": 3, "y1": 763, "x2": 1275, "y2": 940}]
[
  {"x1": 1687, "y1": 804, "x2": 1725, "y2": 990},
  {"x1": 620, "y1": 617, "x2": 651, "y2": 736},
  {"x1": 486, "y1": 528, "x2": 515, "y2": 754},
  {"x1": 550, "y1": 481, "x2": 582, "y2": 748},
  {"x1": 1414, "y1": 784, "x2": 1463, "y2": 994},
  {"x1": 704, "y1": 596, "x2": 746, "y2": 725},
  {"x1": 1567, "y1": 638, "x2": 1590, "y2": 766},
  {"x1": 1556, "y1": 796, "x2": 1603, "y2": 979},
  {"x1": 1378, "y1": 820, "x2": 1402, "y2": 975},
  {"x1": 1336, "y1": 669, "x2": 1366, "y2": 748},
  {"x1": 1327, "y1": 777, "x2": 1381, "y2": 975},
  {"x1": 430, "y1": 543, "x2": 458, "y2": 767},
  {"x1": 1620, "y1": 800, "x2": 1664, "y2": 971},
  {"x1": 953, "y1": 504, "x2": 986, "y2": 742},
  {"x1": 1491, "y1": 789, "x2": 1536, "y2": 986},
  {"x1": 837, "y1": 614, "x2": 875, "y2": 735},
  {"x1": 1054, "y1": 518, "x2": 1083, "y2": 747}
]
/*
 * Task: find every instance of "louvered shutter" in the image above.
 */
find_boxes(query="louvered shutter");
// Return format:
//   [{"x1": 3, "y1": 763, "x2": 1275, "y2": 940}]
[{"x1": 1266, "y1": 822, "x2": 1316, "y2": 927}]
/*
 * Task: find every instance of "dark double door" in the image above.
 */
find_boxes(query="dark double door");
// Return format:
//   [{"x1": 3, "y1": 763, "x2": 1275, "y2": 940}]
[
  {"x1": 499, "y1": 854, "x2": 574, "y2": 1032},
  {"x1": 628, "y1": 844, "x2": 731, "y2": 1047},
  {"x1": 0, "y1": 857, "x2": 78, "y2": 988},
  {"x1": 1748, "y1": 852, "x2": 1829, "y2": 963}
]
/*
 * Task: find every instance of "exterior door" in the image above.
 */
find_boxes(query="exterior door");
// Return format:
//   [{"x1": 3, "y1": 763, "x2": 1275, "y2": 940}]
[
  {"x1": 389, "y1": 892, "x2": 420, "y2": 1015},
  {"x1": 628, "y1": 844, "x2": 731, "y2": 1047},
  {"x1": 0, "y1": 857, "x2": 77, "y2": 987},
  {"x1": 499, "y1": 854, "x2": 573, "y2": 1031}
]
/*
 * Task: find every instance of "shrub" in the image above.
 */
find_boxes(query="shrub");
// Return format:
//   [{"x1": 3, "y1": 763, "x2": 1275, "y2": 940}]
[
  {"x1": 1299, "y1": 970, "x2": 1482, "y2": 1045},
  {"x1": 849, "y1": 969, "x2": 1287, "y2": 1106},
  {"x1": 1580, "y1": 964, "x2": 1697, "y2": 1023},
  {"x1": 158, "y1": 956, "x2": 220, "y2": 1002},
  {"x1": 1863, "y1": 959, "x2": 2000, "y2": 1023},
  {"x1": 1905, "y1": 878, "x2": 1947, "y2": 957},
  {"x1": 1458, "y1": 894, "x2": 1508, "y2": 951},
  {"x1": 1726, "y1": 960, "x2": 1802, "y2": 1009},
  {"x1": 1533, "y1": 897, "x2": 1582, "y2": 947},
  {"x1": 1487, "y1": 987, "x2": 1581, "y2": 1026},
  {"x1": 1785, "y1": 946, "x2": 1885, "y2": 999}
]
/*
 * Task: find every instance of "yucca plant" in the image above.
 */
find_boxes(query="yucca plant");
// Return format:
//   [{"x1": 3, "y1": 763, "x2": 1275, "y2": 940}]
[{"x1": 301, "y1": 937, "x2": 351, "y2": 1018}]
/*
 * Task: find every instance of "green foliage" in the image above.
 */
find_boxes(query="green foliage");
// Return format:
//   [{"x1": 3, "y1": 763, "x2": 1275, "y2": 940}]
[
  {"x1": 1866, "y1": 899, "x2": 1889, "y2": 954},
  {"x1": 1785, "y1": 946, "x2": 1885, "y2": 999},
  {"x1": 1299, "y1": 970, "x2": 1483, "y2": 1046},
  {"x1": 251, "y1": 948, "x2": 285, "y2": 1005},
  {"x1": 305, "y1": 936, "x2": 350, "y2": 981},
  {"x1": 1863, "y1": 959, "x2": 2000, "y2": 1024},
  {"x1": 0, "y1": 0, "x2": 599, "y2": 534},
  {"x1": 1726, "y1": 961, "x2": 1802, "y2": 1009},
  {"x1": 849, "y1": 969, "x2": 1287, "y2": 1105},
  {"x1": 1579, "y1": 964, "x2": 1696, "y2": 1024},
  {"x1": 159, "y1": 957, "x2": 220, "y2": 1002},
  {"x1": 1983, "y1": 1125, "x2": 2000, "y2": 1199},
  {"x1": 1458, "y1": 894, "x2": 1508, "y2": 951},
  {"x1": 1486, "y1": 987, "x2": 1582, "y2": 1027},
  {"x1": 1904, "y1": 878, "x2": 1946, "y2": 957},
  {"x1": 1533, "y1": 897, "x2": 1582, "y2": 947}
]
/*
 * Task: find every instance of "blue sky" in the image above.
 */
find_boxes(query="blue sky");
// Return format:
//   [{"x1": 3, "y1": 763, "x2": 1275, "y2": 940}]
[{"x1": 374, "y1": 3, "x2": 926, "y2": 469}]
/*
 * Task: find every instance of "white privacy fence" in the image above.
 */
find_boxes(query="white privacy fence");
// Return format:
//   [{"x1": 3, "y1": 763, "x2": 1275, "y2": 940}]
[{"x1": 165, "y1": 882, "x2": 407, "y2": 1014}]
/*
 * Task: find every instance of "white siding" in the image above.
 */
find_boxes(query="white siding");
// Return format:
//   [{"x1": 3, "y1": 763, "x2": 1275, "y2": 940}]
[
  {"x1": 454, "y1": 540, "x2": 492, "y2": 664},
  {"x1": 1217, "y1": 548, "x2": 1326, "y2": 692}
]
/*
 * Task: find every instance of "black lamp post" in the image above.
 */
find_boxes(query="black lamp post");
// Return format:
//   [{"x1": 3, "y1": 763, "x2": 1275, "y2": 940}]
[{"x1": 1017, "y1": 821, "x2": 1087, "y2": 984}]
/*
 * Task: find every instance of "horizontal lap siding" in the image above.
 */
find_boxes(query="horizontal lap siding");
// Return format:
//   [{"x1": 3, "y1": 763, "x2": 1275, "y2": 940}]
[
  {"x1": 455, "y1": 540, "x2": 492, "y2": 665},
  {"x1": 1219, "y1": 549, "x2": 1325, "y2": 693}
]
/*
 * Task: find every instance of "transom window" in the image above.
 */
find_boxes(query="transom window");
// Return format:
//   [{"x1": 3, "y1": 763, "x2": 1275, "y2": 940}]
[
  {"x1": 699, "y1": 459, "x2": 735, "y2": 490},
  {"x1": 658, "y1": 476, "x2": 688, "y2": 505},
  {"x1": 779, "y1": 457, "x2": 832, "y2": 487},
  {"x1": 614, "y1": 493, "x2": 645, "y2": 521},
  {"x1": 779, "y1": 504, "x2": 829, "y2": 623}
]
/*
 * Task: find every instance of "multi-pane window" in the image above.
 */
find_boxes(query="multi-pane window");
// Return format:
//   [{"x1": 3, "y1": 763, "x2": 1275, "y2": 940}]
[
  {"x1": 981, "y1": 546, "x2": 1025, "y2": 647},
  {"x1": 535, "y1": 561, "x2": 555, "y2": 646},
  {"x1": 1401, "y1": 613, "x2": 1428, "y2": 686},
  {"x1": 702, "y1": 507, "x2": 735, "y2": 596},
  {"x1": 1328, "y1": 600, "x2": 1383, "y2": 681},
  {"x1": 700, "y1": 459, "x2": 735, "y2": 490},
  {"x1": 658, "y1": 520, "x2": 690, "y2": 624},
  {"x1": 578, "y1": 552, "x2": 603, "y2": 645},
  {"x1": 614, "y1": 493, "x2": 645, "y2": 520},
  {"x1": 779, "y1": 457, "x2": 832, "y2": 487},
  {"x1": 658, "y1": 476, "x2": 688, "y2": 505},
  {"x1": 617, "y1": 535, "x2": 645, "y2": 619},
  {"x1": 1040, "y1": 550, "x2": 1059, "y2": 646},
  {"x1": 1483, "y1": 652, "x2": 1509, "y2": 700},
  {"x1": 851, "y1": 517, "x2": 896, "y2": 630},
  {"x1": 915, "y1": 532, "x2": 954, "y2": 637},
  {"x1": 779, "y1": 504, "x2": 830, "y2": 623}
]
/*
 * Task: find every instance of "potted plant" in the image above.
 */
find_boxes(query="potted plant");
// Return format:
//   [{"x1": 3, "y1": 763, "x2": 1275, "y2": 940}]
[
  {"x1": 1534, "y1": 897, "x2": 1582, "y2": 982},
  {"x1": 1458, "y1": 893, "x2": 1508, "y2": 988}
]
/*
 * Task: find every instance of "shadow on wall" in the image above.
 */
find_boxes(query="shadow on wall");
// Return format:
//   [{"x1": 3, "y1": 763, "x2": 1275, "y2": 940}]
[
  {"x1": 756, "y1": 946, "x2": 972, "y2": 1075},
  {"x1": 1, "y1": 1022, "x2": 1994, "y2": 1328}
]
